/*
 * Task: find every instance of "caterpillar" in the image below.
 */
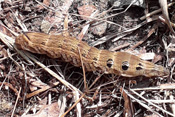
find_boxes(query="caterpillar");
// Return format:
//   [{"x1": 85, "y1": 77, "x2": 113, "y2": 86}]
[{"x1": 15, "y1": 32, "x2": 169, "y2": 77}]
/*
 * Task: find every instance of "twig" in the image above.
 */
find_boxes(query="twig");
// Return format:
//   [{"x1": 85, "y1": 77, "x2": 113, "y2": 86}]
[
  {"x1": 109, "y1": 42, "x2": 130, "y2": 51},
  {"x1": 0, "y1": 82, "x2": 19, "y2": 96},
  {"x1": 78, "y1": 47, "x2": 88, "y2": 92},
  {"x1": 132, "y1": 83, "x2": 175, "y2": 91},
  {"x1": 130, "y1": 89, "x2": 174, "y2": 116},
  {"x1": 26, "y1": 82, "x2": 59, "y2": 99},
  {"x1": 159, "y1": 0, "x2": 175, "y2": 35},
  {"x1": 60, "y1": 93, "x2": 85, "y2": 117},
  {"x1": 11, "y1": 87, "x2": 21, "y2": 117},
  {"x1": 140, "y1": 2, "x2": 175, "y2": 20},
  {"x1": 122, "y1": 88, "x2": 163, "y2": 117},
  {"x1": 129, "y1": 24, "x2": 157, "y2": 50},
  {"x1": 90, "y1": 16, "x2": 158, "y2": 47}
]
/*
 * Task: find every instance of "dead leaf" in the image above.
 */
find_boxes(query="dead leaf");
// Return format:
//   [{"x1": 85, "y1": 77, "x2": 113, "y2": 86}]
[
  {"x1": 120, "y1": 87, "x2": 134, "y2": 117},
  {"x1": 38, "y1": 0, "x2": 51, "y2": 10},
  {"x1": 152, "y1": 54, "x2": 163, "y2": 63},
  {"x1": 0, "y1": 48, "x2": 8, "y2": 59},
  {"x1": 90, "y1": 21, "x2": 107, "y2": 36},
  {"x1": 78, "y1": 5, "x2": 97, "y2": 20},
  {"x1": 29, "y1": 79, "x2": 50, "y2": 92}
]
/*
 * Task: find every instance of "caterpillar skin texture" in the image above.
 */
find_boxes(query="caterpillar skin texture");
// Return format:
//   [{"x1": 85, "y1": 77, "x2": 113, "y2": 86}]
[{"x1": 15, "y1": 32, "x2": 169, "y2": 77}]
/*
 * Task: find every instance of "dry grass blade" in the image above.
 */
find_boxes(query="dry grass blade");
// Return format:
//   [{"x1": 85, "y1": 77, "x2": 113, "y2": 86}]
[
  {"x1": 122, "y1": 88, "x2": 163, "y2": 117},
  {"x1": 11, "y1": 87, "x2": 21, "y2": 117},
  {"x1": 0, "y1": 31, "x2": 33, "y2": 64},
  {"x1": 159, "y1": 0, "x2": 175, "y2": 35},
  {"x1": 78, "y1": 47, "x2": 88, "y2": 92},
  {"x1": 132, "y1": 83, "x2": 175, "y2": 91},
  {"x1": 120, "y1": 87, "x2": 134, "y2": 116},
  {"x1": 130, "y1": 89, "x2": 174, "y2": 116},
  {"x1": 25, "y1": 82, "x2": 59, "y2": 99},
  {"x1": 0, "y1": 32, "x2": 14, "y2": 49},
  {"x1": 7, "y1": 49, "x2": 36, "y2": 77},
  {"x1": 60, "y1": 93, "x2": 85, "y2": 117},
  {"x1": 58, "y1": 94, "x2": 66, "y2": 116}
]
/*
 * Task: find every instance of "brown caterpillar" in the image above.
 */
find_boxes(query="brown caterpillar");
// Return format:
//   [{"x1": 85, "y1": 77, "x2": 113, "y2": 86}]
[{"x1": 15, "y1": 32, "x2": 169, "y2": 77}]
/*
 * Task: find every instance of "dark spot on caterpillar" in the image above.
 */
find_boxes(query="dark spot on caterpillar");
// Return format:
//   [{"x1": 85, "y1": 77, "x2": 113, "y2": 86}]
[
  {"x1": 82, "y1": 53, "x2": 86, "y2": 57},
  {"x1": 93, "y1": 57, "x2": 97, "y2": 61},
  {"x1": 136, "y1": 67, "x2": 142, "y2": 70},
  {"x1": 63, "y1": 39, "x2": 66, "y2": 42},
  {"x1": 136, "y1": 63, "x2": 143, "y2": 70},
  {"x1": 71, "y1": 48, "x2": 75, "y2": 52},
  {"x1": 107, "y1": 59, "x2": 113, "y2": 68},
  {"x1": 138, "y1": 63, "x2": 143, "y2": 66},
  {"x1": 41, "y1": 42, "x2": 45, "y2": 45},
  {"x1": 122, "y1": 61, "x2": 129, "y2": 71},
  {"x1": 58, "y1": 44, "x2": 62, "y2": 48}
]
